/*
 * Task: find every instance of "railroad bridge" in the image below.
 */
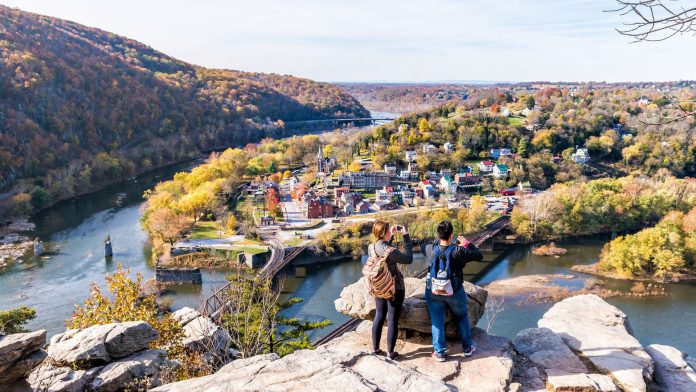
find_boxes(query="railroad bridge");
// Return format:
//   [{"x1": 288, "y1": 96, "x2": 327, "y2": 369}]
[{"x1": 200, "y1": 216, "x2": 511, "y2": 333}]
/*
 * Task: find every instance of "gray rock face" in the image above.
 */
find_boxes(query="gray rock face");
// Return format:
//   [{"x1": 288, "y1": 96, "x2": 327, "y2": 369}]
[
  {"x1": 47, "y1": 322, "x2": 159, "y2": 367},
  {"x1": 538, "y1": 294, "x2": 653, "y2": 392},
  {"x1": 0, "y1": 330, "x2": 47, "y2": 384},
  {"x1": 28, "y1": 363, "x2": 103, "y2": 392},
  {"x1": 172, "y1": 307, "x2": 230, "y2": 354},
  {"x1": 89, "y1": 349, "x2": 173, "y2": 392},
  {"x1": 327, "y1": 324, "x2": 514, "y2": 392},
  {"x1": 151, "y1": 346, "x2": 452, "y2": 392},
  {"x1": 646, "y1": 344, "x2": 696, "y2": 392},
  {"x1": 29, "y1": 322, "x2": 173, "y2": 392},
  {"x1": 513, "y1": 327, "x2": 587, "y2": 374},
  {"x1": 545, "y1": 370, "x2": 618, "y2": 392},
  {"x1": 335, "y1": 277, "x2": 487, "y2": 337},
  {"x1": 104, "y1": 321, "x2": 159, "y2": 359}
]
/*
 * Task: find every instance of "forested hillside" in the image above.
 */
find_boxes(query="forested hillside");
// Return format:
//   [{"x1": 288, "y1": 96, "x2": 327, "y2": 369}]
[{"x1": 0, "y1": 5, "x2": 368, "y2": 216}]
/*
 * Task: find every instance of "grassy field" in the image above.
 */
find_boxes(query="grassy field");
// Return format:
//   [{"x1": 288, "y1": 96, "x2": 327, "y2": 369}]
[
  {"x1": 236, "y1": 246, "x2": 269, "y2": 254},
  {"x1": 190, "y1": 221, "x2": 231, "y2": 240},
  {"x1": 284, "y1": 237, "x2": 304, "y2": 247},
  {"x1": 507, "y1": 116, "x2": 526, "y2": 127}
]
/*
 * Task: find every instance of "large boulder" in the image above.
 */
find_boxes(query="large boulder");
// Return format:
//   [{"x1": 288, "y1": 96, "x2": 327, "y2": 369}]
[
  {"x1": 152, "y1": 345, "x2": 452, "y2": 392},
  {"x1": 172, "y1": 307, "x2": 230, "y2": 354},
  {"x1": 513, "y1": 327, "x2": 587, "y2": 374},
  {"x1": 538, "y1": 294, "x2": 653, "y2": 392},
  {"x1": 335, "y1": 277, "x2": 487, "y2": 337},
  {"x1": 0, "y1": 330, "x2": 47, "y2": 384},
  {"x1": 27, "y1": 363, "x2": 103, "y2": 392},
  {"x1": 89, "y1": 349, "x2": 176, "y2": 392},
  {"x1": 30, "y1": 322, "x2": 174, "y2": 392},
  {"x1": 645, "y1": 344, "x2": 696, "y2": 391},
  {"x1": 47, "y1": 322, "x2": 158, "y2": 368}
]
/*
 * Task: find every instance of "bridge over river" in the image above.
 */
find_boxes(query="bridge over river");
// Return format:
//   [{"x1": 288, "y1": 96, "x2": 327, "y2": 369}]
[
  {"x1": 200, "y1": 215, "x2": 511, "y2": 338},
  {"x1": 314, "y1": 215, "x2": 511, "y2": 346}
]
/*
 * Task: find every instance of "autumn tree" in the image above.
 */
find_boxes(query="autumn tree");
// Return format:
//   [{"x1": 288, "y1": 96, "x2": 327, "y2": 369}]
[
  {"x1": 266, "y1": 188, "x2": 280, "y2": 217},
  {"x1": 68, "y1": 265, "x2": 184, "y2": 357}
]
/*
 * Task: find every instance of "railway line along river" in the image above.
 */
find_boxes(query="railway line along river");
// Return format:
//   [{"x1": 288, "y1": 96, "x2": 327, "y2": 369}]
[{"x1": 1, "y1": 126, "x2": 694, "y2": 356}]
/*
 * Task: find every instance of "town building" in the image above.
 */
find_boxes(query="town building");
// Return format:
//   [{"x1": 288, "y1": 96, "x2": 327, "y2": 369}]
[
  {"x1": 440, "y1": 168, "x2": 452, "y2": 178},
  {"x1": 302, "y1": 194, "x2": 335, "y2": 219},
  {"x1": 342, "y1": 204, "x2": 355, "y2": 215},
  {"x1": 420, "y1": 180, "x2": 438, "y2": 199},
  {"x1": 383, "y1": 164, "x2": 397, "y2": 176},
  {"x1": 356, "y1": 201, "x2": 370, "y2": 214},
  {"x1": 443, "y1": 142, "x2": 455, "y2": 153},
  {"x1": 405, "y1": 150, "x2": 417, "y2": 162},
  {"x1": 439, "y1": 176, "x2": 457, "y2": 194},
  {"x1": 518, "y1": 181, "x2": 533, "y2": 194},
  {"x1": 490, "y1": 148, "x2": 512, "y2": 159},
  {"x1": 345, "y1": 171, "x2": 390, "y2": 189},
  {"x1": 478, "y1": 160, "x2": 495, "y2": 173},
  {"x1": 334, "y1": 186, "x2": 350, "y2": 200},
  {"x1": 572, "y1": 148, "x2": 590, "y2": 164},
  {"x1": 493, "y1": 164, "x2": 509, "y2": 179},
  {"x1": 376, "y1": 185, "x2": 395, "y2": 201},
  {"x1": 422, "y1": 144, "x2": 437, "y2": 155},
  {"x1": 374, "y1": 200, "x2": 398, "y2": 211},
  {"x1": 455, "y1": 174, "x2": 481, "y2": 189}
]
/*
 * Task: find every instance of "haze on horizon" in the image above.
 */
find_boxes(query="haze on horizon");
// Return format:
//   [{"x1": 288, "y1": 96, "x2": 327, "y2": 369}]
[{"x1": 3, "y1": 0, "x2": 695, "y2": 83}]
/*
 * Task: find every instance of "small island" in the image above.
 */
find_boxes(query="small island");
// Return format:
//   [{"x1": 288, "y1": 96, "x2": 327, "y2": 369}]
[{"x1": 532, "y1": 242, "x2": 567, "y2": 256}]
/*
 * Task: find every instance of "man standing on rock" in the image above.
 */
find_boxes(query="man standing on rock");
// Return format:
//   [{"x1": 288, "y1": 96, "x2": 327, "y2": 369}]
[{"x1": 422, "y1": 221, "x2": 483, "y2": 362}]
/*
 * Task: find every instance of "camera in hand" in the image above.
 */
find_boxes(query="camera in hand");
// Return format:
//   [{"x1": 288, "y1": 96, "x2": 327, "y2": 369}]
[{"x1": 395, "y1": 225, "x2": 404, "y2": 231}]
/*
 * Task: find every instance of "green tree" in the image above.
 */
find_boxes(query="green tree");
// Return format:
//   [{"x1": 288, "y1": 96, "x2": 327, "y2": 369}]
[
  {"x1": 0, "y1": 306, "x2": 36, "y2": 334},
  {"x1": 221, "y1": 268, "x2": 331, "y2": 358},
  {"x1": 30, "y1": 187, "x2": 52, "y2": 210}
]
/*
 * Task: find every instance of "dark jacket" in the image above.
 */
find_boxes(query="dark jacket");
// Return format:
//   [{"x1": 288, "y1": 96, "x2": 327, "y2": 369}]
[
  {"x1": 371, "y1": 234, "x2": 413, "y2": 291},
  {"x1": 421, "y1": 241, "x2": 483, "y2": 285}
]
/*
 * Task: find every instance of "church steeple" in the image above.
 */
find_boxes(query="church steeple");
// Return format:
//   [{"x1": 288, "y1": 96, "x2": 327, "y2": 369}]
[{"x1": 317, "y1": 145, "x2": 324, "y2": 173}]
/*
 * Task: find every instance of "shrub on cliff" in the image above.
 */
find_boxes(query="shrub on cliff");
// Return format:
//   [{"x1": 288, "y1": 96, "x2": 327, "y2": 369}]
[
  {"x1": 0, "y1": 305, "x2": 36, "y2": 334},
  {"x1": 68, "y1": 265, "x2": 184, "y2": 357}
]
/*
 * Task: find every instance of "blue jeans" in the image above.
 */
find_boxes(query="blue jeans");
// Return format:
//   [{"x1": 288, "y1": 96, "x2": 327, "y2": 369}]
[{"x1": 424, "y1": 283, "x2": 473, "y2": 354}]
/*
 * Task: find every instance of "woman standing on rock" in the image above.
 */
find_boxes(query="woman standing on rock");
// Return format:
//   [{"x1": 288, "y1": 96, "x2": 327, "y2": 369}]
[{"x1": 364, "y1": 220, "x2": 413, "y2": 360}]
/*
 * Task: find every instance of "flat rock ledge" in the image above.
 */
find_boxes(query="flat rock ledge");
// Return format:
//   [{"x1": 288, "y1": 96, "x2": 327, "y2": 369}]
[
  {"x1": 335, "y1": 277, "x2": 487, "y2": 338},
  {"x1": 153, "y1": 324, "x2": 513, "y2": 392}
]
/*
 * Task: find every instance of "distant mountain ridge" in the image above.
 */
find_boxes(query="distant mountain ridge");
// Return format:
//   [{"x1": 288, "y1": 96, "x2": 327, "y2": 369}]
[{"x1": 0, "y1": 5, "x2": 367, "y2": 213}]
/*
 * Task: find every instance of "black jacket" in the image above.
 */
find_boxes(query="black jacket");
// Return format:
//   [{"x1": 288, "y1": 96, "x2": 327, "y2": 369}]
[
  {"x1": 371, "y1": 235, "x2": 413, "y2": 291},
  {"x1": 420, "y1": 241, "x2": 483, "y2": 284}
]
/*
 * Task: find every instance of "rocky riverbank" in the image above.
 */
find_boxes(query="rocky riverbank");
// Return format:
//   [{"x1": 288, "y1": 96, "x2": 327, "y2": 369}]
[
  {"x1": 0, "y1": 218, "x2": 37, "y2": 268},
  {"x1": 151, "y1": 288, "x2": 696, "y2": 391},
  {"x1": 572, "y1": 263, "x2": 696, "y2": 283},
  {"x1": 2, "y1": 281, "x2": 695, "y2": 391}
]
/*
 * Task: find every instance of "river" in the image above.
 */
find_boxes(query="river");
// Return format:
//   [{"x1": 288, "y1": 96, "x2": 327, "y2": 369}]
[
  {"x1": 1, "y1": 114, "x2": 694, "y2": 355},
  {"x1": 477, "y1": 236, "x2": 696, "y2": 356}
]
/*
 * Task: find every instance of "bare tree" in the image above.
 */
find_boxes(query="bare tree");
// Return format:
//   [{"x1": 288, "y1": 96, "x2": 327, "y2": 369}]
[{"x1": 609, "y1": 1, "x2": 696, "y2": 42}]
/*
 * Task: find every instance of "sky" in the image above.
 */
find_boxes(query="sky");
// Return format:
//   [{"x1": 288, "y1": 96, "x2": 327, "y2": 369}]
[{"x1": 2, "y1": 0, "x2": 695, "y2": 83}]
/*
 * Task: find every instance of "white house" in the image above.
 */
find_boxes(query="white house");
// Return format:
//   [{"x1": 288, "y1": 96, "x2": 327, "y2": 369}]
[
  {"x1": 405, "y1": 150, "x2": 417, "y2": 162},
  {"x1": 518, "y1": 181, "x2": 533, "y2": 194},
  {"x1": 572, "y1": 148, "x2": 590, "y2": 164},
  {"x1": 521, "y1": 107, "x2": 535, "y2": 117},
  {"x1": 422, "y1": 144, "x2": 437, "y2": 155},
  {"x1": 383, "y1": 164, "x2": 397, "y2": 176},
  {"x1": 439, "y1": 176, "x2": 457, "y2": 194},
  {"x1": 478, "y1": 160, "x2": 495, "y2": 173},
  {"x1": 443, "y1": 142, "x2": 455, "y2": 153},
  {"x1": 501, "y1": 108, "x2": 511, "y2": 117},
  {"x1": 493, "y1": 164, "x2": 509, "y2": 179}
]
